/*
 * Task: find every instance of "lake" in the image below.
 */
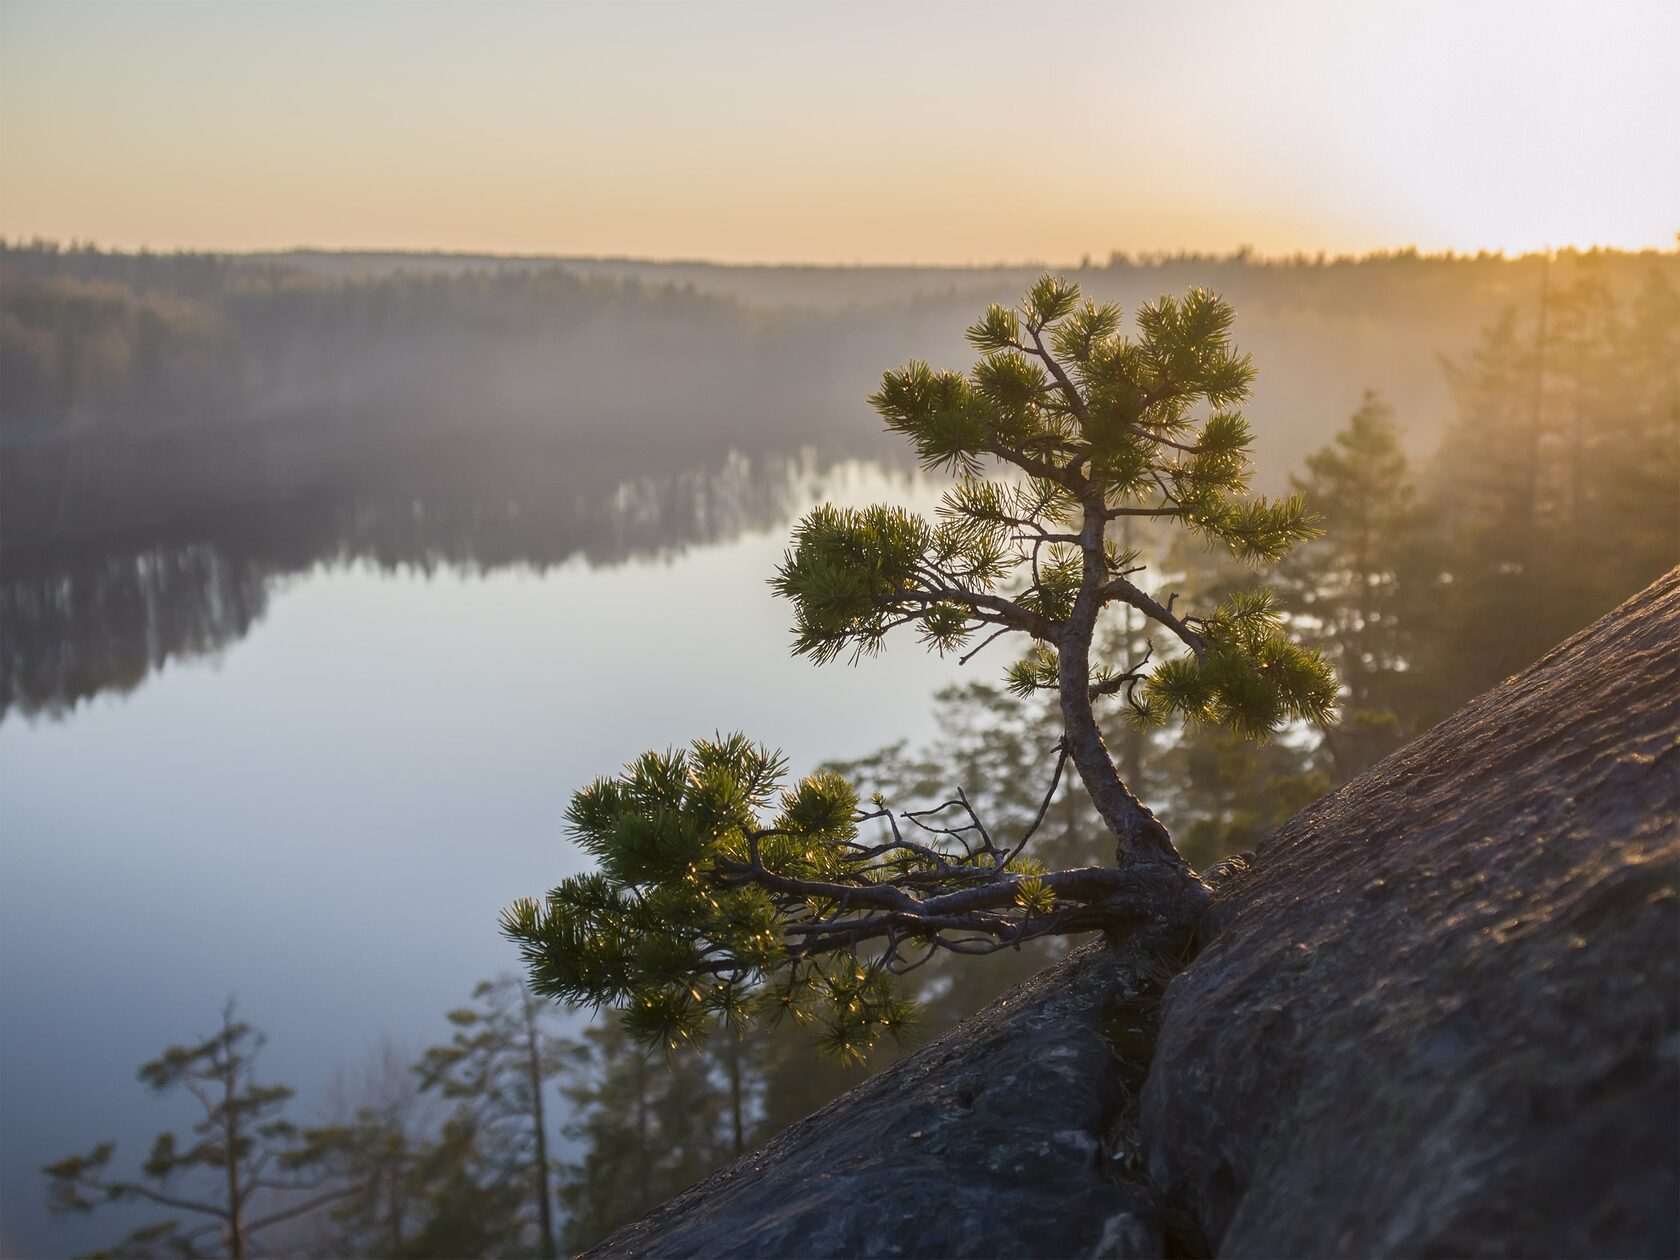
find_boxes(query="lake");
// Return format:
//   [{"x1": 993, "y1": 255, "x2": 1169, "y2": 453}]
[{"x1": 0, "y1": 453, "x2": 969, "y2": 1256}]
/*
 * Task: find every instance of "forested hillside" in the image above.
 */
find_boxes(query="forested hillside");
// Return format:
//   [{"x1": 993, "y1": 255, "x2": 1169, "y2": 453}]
[
  {"x1": 6, "y1": 243, "x2": 1673, "y2": 541},
  {"x1": 5, "y1": 248, "x2": 1676, "y2": 1253},
  {"x1": 521, "y1": 261, "x2": 1680, "y2": 1251}
]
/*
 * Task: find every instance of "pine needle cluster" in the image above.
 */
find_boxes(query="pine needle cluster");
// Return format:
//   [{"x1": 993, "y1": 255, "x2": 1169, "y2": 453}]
[{"x1": 504, "y1": 735, "x2": 915, "y2": 1061}]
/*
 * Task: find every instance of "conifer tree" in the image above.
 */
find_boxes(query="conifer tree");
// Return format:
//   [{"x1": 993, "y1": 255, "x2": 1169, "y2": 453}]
[
  {"x1": 286, "y1": 1044, "x2": 528, "y2": 1260},
  {"x1": 377, "y1": 1117, "x2": 526, "y2": 1260},
  {"x1": 1568, "y1": 265, "x2": 1679, "y2": 603},
  {"x1": 41, "y1": 1004, "x2": 359, "y2": 1259},
  {"x1": 1428, "y1": 261, "x2": 1679, "y2": 707},
  {"x1": 284, "y1": 1046, "x2": 435, "y2": 1258},
  {"x1": 413, "y1": 976, "x2": 567, "y2": 1260},
  {"x1": 1278, "y1": 391, "x2": 1427, "y2": 778},
  {"x1": 504, "y1": 277, "x2": 1335, "y2": 1057},
  {"x1": 555, "y1": 1015, "x2": 735, "y2": 1253}
]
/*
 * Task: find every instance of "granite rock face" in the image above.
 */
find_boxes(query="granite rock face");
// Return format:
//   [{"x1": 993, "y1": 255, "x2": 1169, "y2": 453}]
[
  {"x1": 587, "y1": 572, "x2": 1679, "y2": 1260},
  {"x1": 587, "y1": 943, "x2": 1171, "y2": 1259},
  {"x1": 1143, "y1": 569, "x2": 1680, "y2": 1258}
]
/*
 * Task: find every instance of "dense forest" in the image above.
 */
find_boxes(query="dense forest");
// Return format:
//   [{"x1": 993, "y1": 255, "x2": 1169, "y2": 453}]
[
  {"x1": 3, "y1": 243, "x2": 1674, "y2": 720},
  {"x1": 5, "y1": 241, "x2": 1671, "y2": 492},
  {"x1": 21, "y1": 244, "x2": 1676, "y2": 1255},
  {"x1": 540, "y1": 251, "x2": 1677, "y2": 1249}
]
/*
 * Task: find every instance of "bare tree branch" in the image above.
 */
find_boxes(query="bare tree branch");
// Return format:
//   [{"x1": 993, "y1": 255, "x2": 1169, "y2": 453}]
[
  {"x1": 1095, "y1": 576, "x2": 1204, "y2": 657},
  {"x1": 101, "y1": 1181, "x2": 229, "y2": 1221},
  {"x1": 244, "y1": 1184, "x2": 364, "y2": 1234}
]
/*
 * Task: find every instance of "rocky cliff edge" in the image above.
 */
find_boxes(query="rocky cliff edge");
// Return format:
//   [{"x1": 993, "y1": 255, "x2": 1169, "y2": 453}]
[{"x1": 589, "y1": 571, "x2": 1680, "y2": 1259}]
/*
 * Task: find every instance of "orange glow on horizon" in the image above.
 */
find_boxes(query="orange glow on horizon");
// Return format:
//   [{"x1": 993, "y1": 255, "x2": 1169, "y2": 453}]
[{"x1": 1, "y1": 1, "x2": 1674, "y2": 264}]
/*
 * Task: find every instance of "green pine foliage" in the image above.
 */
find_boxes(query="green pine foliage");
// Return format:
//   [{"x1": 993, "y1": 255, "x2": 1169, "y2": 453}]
[
  {"x1": 771, "y1": 279, "x2": 1331, "y2": 700},
  {"x1": 508, "y1": 277, "x2": 1335, "y2": 1061},
  {"x1": 769, "y1": 275, "x2": 1335, "y2": 747},
  {"x1": 1130, "y1": 588, "x2": 1331, "y2": 739},
  {"x1": 505, "y1": 734, "x2": 914, "y2": 1061}
]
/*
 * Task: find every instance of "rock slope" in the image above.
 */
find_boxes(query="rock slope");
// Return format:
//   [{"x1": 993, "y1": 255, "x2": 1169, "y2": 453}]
[
  {"x1": 589, "y1": 571, "x2": 1680, "y2": 1259},
  {"x1": 586, "y1": 939, "x2": 1168, "y2": 1258},
  {"x1": 1145, "y1": 568, "x2": 1680, "y2": 1258}
]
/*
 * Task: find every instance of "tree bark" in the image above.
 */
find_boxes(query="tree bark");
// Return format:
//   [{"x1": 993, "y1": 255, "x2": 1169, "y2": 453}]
[
  {"x1": 221, "y1": 1010, "x2": 245, "y2": 1260},
  {"x1": 1056, "y1": 607, "x2": 1178, "y2": 868},
  {"x1": 520, "y1": 988, "x2": 557, "y2": 1260}
]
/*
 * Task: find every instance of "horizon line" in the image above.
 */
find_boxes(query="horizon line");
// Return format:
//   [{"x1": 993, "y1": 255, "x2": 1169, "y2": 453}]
[{"x1": 5, "y1": 237, "x2": 1678, "y2": 271}]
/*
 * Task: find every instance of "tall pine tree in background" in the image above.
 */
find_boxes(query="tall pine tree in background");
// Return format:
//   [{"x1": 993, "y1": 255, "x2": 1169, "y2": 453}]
[
  {"x1": 1278, "y1": 391, "x2": 1428, "y2": 778},
  {"x1": 555, "y1": 1016, "x2": 739, "y2": 1254},
  {"x1": 1580, "y1": 266, "x2": 1680, "y2": 602},
  {"x1": 42, "y1": 1006, "x2": 360, "y2": 1259},
  {"x1": 1428, "y1": 257, "x2": 1679, "y2": 713},
  {"x1": 414, "y1": 977, "x2": 567, "y2": 1260}
]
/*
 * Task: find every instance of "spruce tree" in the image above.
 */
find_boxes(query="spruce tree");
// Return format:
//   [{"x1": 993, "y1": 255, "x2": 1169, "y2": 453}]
[
  {"x1": 555, "y1": 1016, "x2": 734, "y2": 1253},
  {"x1": 1428, "y1": 260, "x2": 1679, "y2": 708},
  {"x1": 294, "y1": 1044, "x2": 529, "y2": 1260},
  {"x1": 504, "y1": 276, "x2": 1335, "y2": 1057}
]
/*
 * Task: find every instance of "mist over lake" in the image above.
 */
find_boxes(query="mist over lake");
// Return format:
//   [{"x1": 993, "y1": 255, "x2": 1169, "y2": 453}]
[
  {"x1": 1, "y1": 447, "x2": 973, "y2": 1255},
  {"x1": 4, "y1": 1, "x2": 1677, "y2": 1251},
  {"x1": 2, "y1": 243, "x2": 1674, "y2": 1257}
]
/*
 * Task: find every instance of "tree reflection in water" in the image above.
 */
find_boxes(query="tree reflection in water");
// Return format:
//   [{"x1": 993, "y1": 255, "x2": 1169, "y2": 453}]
[{"x1": 1, "y1": 441, "x2": 902, "y2": 719}]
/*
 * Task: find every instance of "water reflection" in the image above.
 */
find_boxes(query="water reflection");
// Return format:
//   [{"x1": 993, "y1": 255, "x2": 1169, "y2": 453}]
[
  {"x1": 1, "y1": 445, "x2": 891, "y2": 718},
  {"x1": 1, "y1": 449, "x2": 968, "y2": 1258},
  {"x1": 3, "y1": 542, "x2": 271, "y2": 717}
]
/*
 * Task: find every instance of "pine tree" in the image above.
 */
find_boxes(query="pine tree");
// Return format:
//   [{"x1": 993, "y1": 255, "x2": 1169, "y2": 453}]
[
  {"x1": 383, "y1": 1118, "x2": 526, "y2": 1260},
  {"x1": 1428, "y1": 259, "x2": 1679, "y2": 707},
  {"x1": 555, "y1": 1016, "x2": 733, "y2": 1253},
  {"x1": 413, "y1": 976, "x2": 568, "y2": 1260},
  {"x1": 41, "y1": 1004, "x2": 359, "y2": 1259},
  {"x1": 1573, "y1": 265, "x2": 1680, "y2": 604},
  {"x1": 504, "y1": 277, "x2": 1335, "y2": 1057},
  {"x1": 283, "y1": 1044, "x2": 529, "y2": 1260},
  {"x1": 1278, "y1": 391, "x2": 1428, "y2": 778},
  {"x1": 1154, "y1": 726, "x2": 1331, "y2": 864},
  {"x1": 282, "y1": 1044, "x2": 435, "y2": 1257}
]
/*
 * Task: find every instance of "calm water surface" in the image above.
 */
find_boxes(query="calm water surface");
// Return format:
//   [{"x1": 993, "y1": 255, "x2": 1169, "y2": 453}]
[{"x1": 0, "y1": 459, "x2": 968, "y2": 1255}]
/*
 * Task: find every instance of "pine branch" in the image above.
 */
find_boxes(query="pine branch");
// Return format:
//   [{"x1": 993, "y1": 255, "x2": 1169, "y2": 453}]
[
  {"x1": 99, "y1": 1181, "x2": 230, "y2": 1222},
  {"x1": 1095, "y1": 576, "x2": 1203, "y2": 657},
  {"x1": 1024, "y1": 321, "x2": 1091, "y2": 427},
  {"x1": 243, "y1": 1184, "x2": 364, "y2": 1234}
]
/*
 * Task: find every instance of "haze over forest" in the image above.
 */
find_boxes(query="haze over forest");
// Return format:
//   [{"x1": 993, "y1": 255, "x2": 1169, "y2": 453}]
[
  {"x1": 4, "y1": 241, "x2": 1672, "y2": 722},
  {"x1": 5, "y1": 231, "x2": 1676, "y2": 1257},
  {"x1": 9, "y1": 242, "x2": 1670, "y2": 527},
  {"x1": 2, "y1": 2, "x2": 1677, "y2": 1257}
]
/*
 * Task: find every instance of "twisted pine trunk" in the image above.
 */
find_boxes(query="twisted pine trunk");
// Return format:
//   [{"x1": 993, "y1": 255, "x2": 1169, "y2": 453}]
[
  {"x1": 1062, "y1": 491, "x2": 1181, "y2": 872},
  {"x1": 1056, "y1": 625, "x2": 1178, "y2": 868}
]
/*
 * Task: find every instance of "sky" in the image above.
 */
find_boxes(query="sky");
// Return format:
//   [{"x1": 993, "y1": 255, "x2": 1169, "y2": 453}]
[{"x1": 0, "y1": 0, "x2": 1676, "y2": 265}]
